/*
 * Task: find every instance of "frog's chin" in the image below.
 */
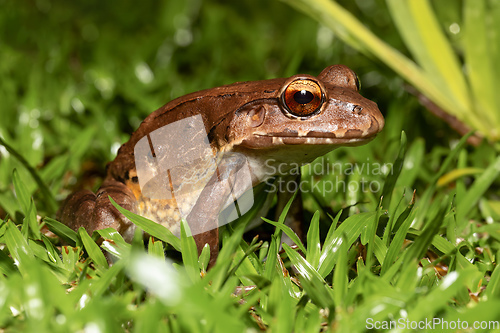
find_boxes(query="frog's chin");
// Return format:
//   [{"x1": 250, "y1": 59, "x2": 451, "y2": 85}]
[{"x1": 238, "y1": 134, "x2": 376, "y2": 149}]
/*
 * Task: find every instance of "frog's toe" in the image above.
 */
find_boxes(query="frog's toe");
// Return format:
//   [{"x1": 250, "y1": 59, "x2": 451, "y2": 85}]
[{"x1": 58, "y1": 180, "x2": 137, "y2": 241}]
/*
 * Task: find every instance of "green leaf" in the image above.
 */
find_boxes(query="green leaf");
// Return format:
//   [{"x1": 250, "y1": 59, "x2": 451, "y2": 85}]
[
  {"x1": 463, "y1": 0, "x2": 500, "y2": 129},
  {"x1": 12, "y1": 169, "x2": 30, "y2": 215},
  {"x1": 415, "y1": 132, "x2": 473, "y2": 227},
  {"x1": 381, "y1": 131, "x2": 406, "y2": 210},
  {"x1": 283, "y1": 243, "x2": 334, "y2": 309},
  {"x1": 4, "y1": 221, "x2": 34, "y2": 262},
  {"x1": 388, "y1": 0, "x2": 471, "y2": 114},
  {"x1": 180, "y1": 219, "x2": 200, "y2": 283},
  {"x1": 262, "y1": 217, "x2": 306, "y2": 253},
  {"x1": 0, "y1": 248, "x2": 16, "y2": 276},
  {"x1": 42, "y1": 217, "x2": 78, "y2": 246},
  {"x1": 306, "y1": 211, "x2": 320, "y2": 268},
  {"x1": 456, "y1": 155, "x2": 500, "y2": 225},
  {"x1": 397, "y1": 138, "x2": 425, "y2": 189},
  {"x1": 42, "y1": 235, "x2": 62, "y2": 264},
  {"x1": 109, "y1": 196, "x2": 181, "y2": 251},
  {"x1": 264, "y1": 236, "x2": 279, "y2": 281},
  {"x1": 318, "y1": 212, "x2": 376, "y2": 277},
  {"x1": 207, "y1": 223, "x2": 247, "y2": 291},
  {"x1": 485, "y1": 258, "x2": 500, "y2": 299},
  {"x1": 324, "y1": 209, "x2": 342, "y2": 247},
  {"x1": 381, "y1": 199, "x2": 415, "y2": 275},
  {"x1": 98, "y1": 228, "x2": 131, "y2": 259},
  {"x1": 90, "y1": 259, "x2": 126, "y2": 297},
  {"x1": 405, "y1": 201, "x2": 448, "y2": 262},
  {"x1": 198, "y1": 243, "x2": 210, "y2": 272},
  {"x1": 25, "y1": 198, "x2": 41, "y2": 240},
  {"x1": 0, "y1": 137, "x2": 57, "y2": 213},
  {"x1": 147, "y1": 237, "x2": 165, "y2": 258},
  {"x1": 406, "y1": 269, "x2": 478, "y2": 322},
  {"x1": 78, "y1": 227, "x2": 108, "y2": 269},
  {"x1": 332, "y1": 233, "x2": 348, "y2": 308}
]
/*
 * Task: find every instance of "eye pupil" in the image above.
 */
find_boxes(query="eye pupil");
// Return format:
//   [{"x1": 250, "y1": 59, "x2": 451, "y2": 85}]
[{"x1": 294, "y1": 90, "x2": 314, "y2": 104}]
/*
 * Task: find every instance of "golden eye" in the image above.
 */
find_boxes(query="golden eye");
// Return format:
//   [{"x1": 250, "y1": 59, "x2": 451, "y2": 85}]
[{"x1": 282, "y1": 79, "x2": 323, "y2": 117}]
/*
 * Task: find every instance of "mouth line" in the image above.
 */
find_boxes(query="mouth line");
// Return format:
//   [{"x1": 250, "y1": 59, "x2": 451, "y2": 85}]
[
  {"x1": 253, "y1": 133, "x2": 375, "y2": 142},
  {"x1": 240, "y1": 134, "x2": 377, "y2": 147}
]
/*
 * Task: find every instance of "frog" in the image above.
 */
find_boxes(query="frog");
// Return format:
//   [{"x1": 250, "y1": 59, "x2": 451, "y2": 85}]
[{"x1": 58, "y1": 65, "x2": 384, "y2": 266}]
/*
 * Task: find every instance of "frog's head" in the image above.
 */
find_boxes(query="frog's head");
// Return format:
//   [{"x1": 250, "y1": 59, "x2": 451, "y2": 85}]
[{"x1": 227, "y1": 65, "x2": 384, "y2": 166}]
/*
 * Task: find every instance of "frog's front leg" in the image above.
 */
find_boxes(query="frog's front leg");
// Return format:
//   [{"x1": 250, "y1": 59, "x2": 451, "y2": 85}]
[
  {"x1": 187, "y1": 153, "x2": 252, "y2": 268},
  {"x1": 57, "y1": 178, "x2": 138, "y2": 241}
]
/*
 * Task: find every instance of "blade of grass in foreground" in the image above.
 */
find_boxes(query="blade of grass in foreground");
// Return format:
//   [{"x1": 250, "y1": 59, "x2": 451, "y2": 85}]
[
  {"x1": 109, "y1": 196, "x2": 181, "y2": 251},
  {"x1": 306, "y1": 211, "x2": 321, "y2": 268},
  {"x1": 43, "y1": 217, "x2": 78, "y2": 246},
  {"x1": 180, "y1": 219, "x2": 201, "y2": 283},
  {"x1": 263, "y1": 218, "x2": 306, "y2": 253},
  {"x1": 318, "y1": 211, "x2": 376, "y2": 278},
  {"x1": 4, "y1": 221, "x2": 34, "y2": 263},
  {"x1": 78, "y1": 228, "x2": 108, "y2": 269},
  {"x1": 283, "y1": 243, "x2": 334, "y2": 309}
]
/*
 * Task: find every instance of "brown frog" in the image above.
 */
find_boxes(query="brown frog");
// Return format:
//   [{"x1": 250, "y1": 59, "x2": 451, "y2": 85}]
[{"x1": 58, "y1": 65, "x2": 384, "y2": 265}]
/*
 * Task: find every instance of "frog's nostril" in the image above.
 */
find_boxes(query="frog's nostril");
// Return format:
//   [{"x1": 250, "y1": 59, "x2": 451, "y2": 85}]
[{"x1": 352, "y1": 105, "x2": 363, "y2": 114}]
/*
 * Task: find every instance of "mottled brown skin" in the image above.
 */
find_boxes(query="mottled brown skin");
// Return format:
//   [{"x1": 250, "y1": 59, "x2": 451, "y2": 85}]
[{"x1": 58, "y1": 65, "x2": 384, "y2": 267}]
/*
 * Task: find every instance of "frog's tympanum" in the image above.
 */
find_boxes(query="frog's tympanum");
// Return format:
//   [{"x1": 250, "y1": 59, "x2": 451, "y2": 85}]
[{"x1": 58, "y1": 65, "x2": 384, "y2": 266}]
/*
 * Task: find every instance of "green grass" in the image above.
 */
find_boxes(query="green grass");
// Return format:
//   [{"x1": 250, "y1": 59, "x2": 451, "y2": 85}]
[
  {"x1": 2, "y1": 130, "x2": 500, "y2": 332},
  {"x1": 1, "y1": 1, "x2": 500, "y2": 332}
]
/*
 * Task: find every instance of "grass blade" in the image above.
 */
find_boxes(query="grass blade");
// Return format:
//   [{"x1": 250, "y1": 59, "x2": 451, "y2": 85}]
[
  {"x1": 380, "y1": 131, "x2": 406, "y2": 210},
  {"x1": 283, "y1": 243, "x2": 334, "y2": 309},
  {"x1": 306, "y1": 211, "x2": 321, "y2": 268},
  {"x1": 78, "y1": 227, "x2": 108, "y2": 269},
  {"x1": 405, "y1": 201, "x2": 448, "y2": 263},
  {"x1": 0, "y1": 137, "x2": 57, "y2": 213},
  {"x1": 463, "y1": 0, "x2": 500, "y2": 128},
  {"x1": 97, "y1": 228, "x2": 131, "y2": 259},
  {"x1": 456, "y1": 155, "x2": 500, "y2": 225},
  {"x1": 109, "y1": 196, "x2": 181, "y2": 251},
  {"x1": 180, "y1": 219, "x2": 200, "y2": 283},
  {"x1": 392, "y1": 0, "x2": 471, "y2": 113},
  {"x1": 332, "y1": 233, "x2": 348, "y2": 308},
  {"x1": 318, "y1": 212, "x2": 376, "y2": 277},
  {"x1": 262, "y1": 217, "x2": 306, "y2": 253},
  {"x1": 42, "y1": 217, "x2": 78, "y2": 246}
]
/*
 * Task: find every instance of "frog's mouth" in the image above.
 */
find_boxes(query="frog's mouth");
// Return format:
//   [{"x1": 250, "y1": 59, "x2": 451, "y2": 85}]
[{"x1": 240, "y1": 132, "x2": 377, "y2": 148}]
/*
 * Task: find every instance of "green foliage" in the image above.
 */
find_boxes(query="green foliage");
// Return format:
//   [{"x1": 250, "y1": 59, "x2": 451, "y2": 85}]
[{"x1": 0, "y1": 131, "x2": 500, "y2": 331}]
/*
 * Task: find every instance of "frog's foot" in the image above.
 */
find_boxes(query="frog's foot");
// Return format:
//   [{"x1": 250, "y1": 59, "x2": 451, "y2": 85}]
[{"x1": 57, "y1": 179, "x2": 138, "y2": 241}]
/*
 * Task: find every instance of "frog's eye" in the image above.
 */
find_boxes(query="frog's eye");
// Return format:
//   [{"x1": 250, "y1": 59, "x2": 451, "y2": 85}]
[{"x1": 281, "y1": 79, "x2": 324, "y2": 117}]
